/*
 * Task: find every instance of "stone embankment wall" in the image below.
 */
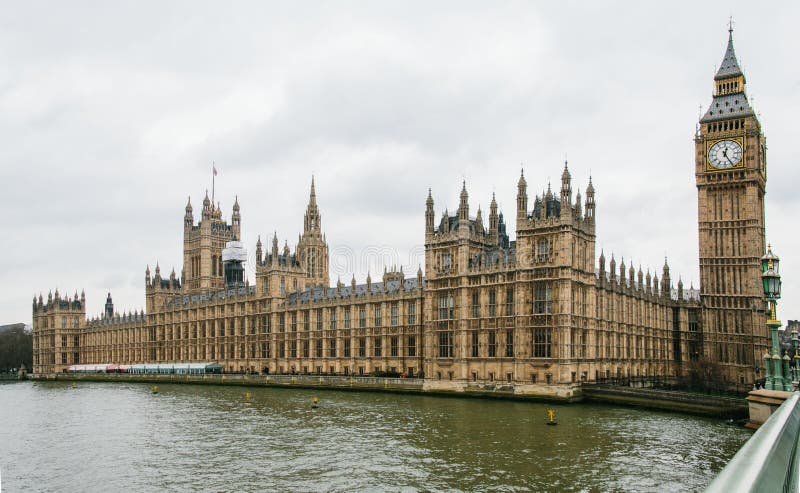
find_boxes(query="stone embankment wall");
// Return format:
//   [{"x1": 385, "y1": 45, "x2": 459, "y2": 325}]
[
  {"x1": 582, "y1": 385, "x2": 748, "y2": 419},
  {"x1": 32, "y1": 373, "x2": 747, "y2": 417}
]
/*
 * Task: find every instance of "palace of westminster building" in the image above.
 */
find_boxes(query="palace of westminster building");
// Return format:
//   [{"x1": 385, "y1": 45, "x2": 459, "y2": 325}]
[{"x1": 32, "y1": 29, "x2": 772, "y2": 395}]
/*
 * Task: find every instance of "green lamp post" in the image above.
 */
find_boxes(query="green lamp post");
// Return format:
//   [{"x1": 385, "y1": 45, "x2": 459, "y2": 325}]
[
  {"x1": 792, "y1": 329, "x2": 799, "y2": 383},
  {"x1": 761, "y1": 245, "x2": 788, "y2": 391}
]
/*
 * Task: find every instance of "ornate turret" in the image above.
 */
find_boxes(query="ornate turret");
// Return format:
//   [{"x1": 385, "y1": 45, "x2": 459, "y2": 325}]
[
  {"x1": 598, "y1": 249, "x2": 606, "y2": 277},
  {"x1": 104, "y1": 292, "x2": 114, "y2": 318},
  {"x1": 425, "y1": 189, "x2": 435, "y2": 236},
  {"x1": 661, "y1": 258, "x2": 671, "y2": 299},
  {"x1": 489, "y1": 193, "x2": 499, "y2": 244},
  {"x1": 609, "y1": 254, "x2": 617, "y2": 282},
  {"x1": 475, "y1": 206, "x2": 483, "y2": 235},
  {"x1": 232, "y1": 196, "x2": 241, "y2": 231},
  {"x1": 560, "y1": 161, "x2": 572, "y2": 218},
  {"x1": 255, "y1": 236, "x2": 262, "y2": 265},
  {"x1": 184, "y1": 196, "x2": 193, "y2": 228},
  {"x1": 458, "y1": 181, "x2": 469, "y2": 224},
  {"x1": 517, "y1": 169, "x2": 528, "y2": 220},
  {"x1": 585, "y1": 176, "x2": 595, "y2": 222},
  {"x1": 202, "y1": 190, "x2": 211, "y2": 219}
]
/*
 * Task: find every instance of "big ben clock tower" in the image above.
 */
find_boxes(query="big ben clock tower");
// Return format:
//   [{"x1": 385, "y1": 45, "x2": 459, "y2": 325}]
[{"x1": 696, "y1": 25, "x2": 769, "y2": 384}]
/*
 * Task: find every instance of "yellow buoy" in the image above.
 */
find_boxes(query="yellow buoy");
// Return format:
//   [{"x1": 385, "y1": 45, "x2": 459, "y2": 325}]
[
  {"x1": 546, "y1": 408, "x2": 558, "y2": 425},
  {"x1": 311, "y1": 396, "x2": 319, "y2": 409},
  {"x1": 245, "y1": 391, "x2": 251, "y2": 401},
  {"x1": 152, "y1": 385, "x2": 158, "y2": 394}
]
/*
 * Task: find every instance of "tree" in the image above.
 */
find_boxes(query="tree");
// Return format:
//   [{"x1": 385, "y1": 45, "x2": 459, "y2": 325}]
[
  {"x1": 682, "y1": 357, "x2": 727, "y2": 392},
  {"x1": 0, "y1": 324, "x2": 33, "y2": 372}
]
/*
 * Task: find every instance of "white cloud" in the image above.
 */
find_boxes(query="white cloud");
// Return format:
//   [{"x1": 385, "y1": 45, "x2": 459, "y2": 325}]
[{"x1": 1, "y1": 1, "x2": 798, "y2": 323}]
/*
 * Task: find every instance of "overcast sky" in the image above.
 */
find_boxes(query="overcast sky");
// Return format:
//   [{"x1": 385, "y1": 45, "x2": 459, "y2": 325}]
[{"x1": 2, "y1": 1, "x2": 798, "y2": 324}]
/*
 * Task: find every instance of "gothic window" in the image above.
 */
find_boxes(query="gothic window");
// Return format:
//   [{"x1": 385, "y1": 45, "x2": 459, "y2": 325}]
[
  {"x1": 438, "y1": 292, "x2": 454, "y2": 320},
  {"x1": 438, "y1": 331, "x2": 453, "y2": 358},
  {"x1": 408, "y1": 336, "x2": 416, "y2": 357},
  {"x1": 344, "y1": 339, "x2": 351, "y2": 358},
  {"x1": 408, "y1": 303, "x2": 416, "y2": 325},
  {"x1": 471, "y1": 290, "x2": 479, "y2": 318},
  {"x1": 344, "y1": 309, "x2": 351, "y2": 329},
  {"x1": 358, "y1": 337, "x2": 366, "y2": 357},
  {"x1": 505, "y1": 287, "x2": 514, "y2": 316},
  {"x1": 533, "y1": 328, "x2": 552, "y2": 358},
  {"x1": 505, "y1": 329, "x2": 514, "y2": 357},
  {"x1": 442, "y1": 252, "x2": 452, "y2": 272},
  {"x1": 537, "y1": 239, "x2": 549, "y2": 261},
  {"x1": 330, "y1": 307, "x2": 337, "y2": 330},
  {"x1": 374, "y1": 337, "x2": 382, "y2": 357},
  {"x1": 316, "y1": 339, "x2": 323, "y2": 358},
  {"x1": 359, "y1": 306, "x2": 366, "y2": 328},
  {"x1": 291, "y1": 313, "x2": 297, "y2": 332},
  {"x1": 489, "y1": 289, "x2": 496, "y2": 317},
  {"x1": 390, "y1": 336, "x2": 399, "y2": 357},
  {"x1": 391, "y1": 303, "x2": 398, "y2": 326},
  {"x1": 471, "y1": 331, "x2": 479, "y2": 357},
  {"x1": 534, "y1": 283, "x2": 553, "y2": 314},
  {"x1": 279, "y1": 313, "x2": 285, "y2": 332},
  {"x1": 488, "y1": 331, "x2": 497, "y2": 357},
  {"x1": 374, "y1": 304, "x2": 381, "y2": 326},
  {"x1": 304, "y1": 311, "x2": 310, "y2": 331}
]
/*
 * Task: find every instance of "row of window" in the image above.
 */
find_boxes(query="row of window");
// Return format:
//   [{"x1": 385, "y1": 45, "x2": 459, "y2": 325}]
[
  {"x1": 438, "y1": 283, "x2": 553, "y2": 320},
  {"x1": 438, "y1": 328, "x2": 552, "y2": 358}
]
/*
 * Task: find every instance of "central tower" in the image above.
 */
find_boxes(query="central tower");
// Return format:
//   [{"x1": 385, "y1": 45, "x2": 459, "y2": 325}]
[{"x1": 696, "y1": 27, "x2": 769, "y2": 383}]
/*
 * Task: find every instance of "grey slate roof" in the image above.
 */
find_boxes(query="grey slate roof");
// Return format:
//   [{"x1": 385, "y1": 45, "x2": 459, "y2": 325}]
[
  {"x1": 715, "y1": 33, "x2": 743, "y2": 80},
  {"x1": 700, "y1": 93, "x2": 754, "y2": 123},
  {"x1": 286, "y1": 277, "x2": 424, "y2": 306},
  {"x1": 165, "y1": 285, "x2": 256, "y2": 308}
]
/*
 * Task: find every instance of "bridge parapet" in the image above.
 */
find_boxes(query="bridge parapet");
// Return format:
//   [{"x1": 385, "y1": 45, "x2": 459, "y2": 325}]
[{"x1": 706, "y1": 393, "x2": 800, "y2": 492}]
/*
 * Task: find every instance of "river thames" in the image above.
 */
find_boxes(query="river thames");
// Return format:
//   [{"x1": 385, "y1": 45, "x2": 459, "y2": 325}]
[{"x1": 0, "y1": 381, "x2": 750, "y2": 492}]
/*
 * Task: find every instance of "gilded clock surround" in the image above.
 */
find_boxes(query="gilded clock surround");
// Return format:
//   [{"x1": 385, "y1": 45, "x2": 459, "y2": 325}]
[{"x1": 706, "y1": 137, "x2": 744, "y2": 171}]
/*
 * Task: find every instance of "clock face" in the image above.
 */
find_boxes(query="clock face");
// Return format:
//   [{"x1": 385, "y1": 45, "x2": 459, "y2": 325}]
[{"x1": 708, "y1": 139, "x2": 743, "y2": 169}]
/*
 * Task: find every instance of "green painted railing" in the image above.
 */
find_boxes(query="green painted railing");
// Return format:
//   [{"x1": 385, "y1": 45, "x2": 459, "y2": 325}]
[{"x1": 706, "y1": 393, "x2": 800, "y2": 493}]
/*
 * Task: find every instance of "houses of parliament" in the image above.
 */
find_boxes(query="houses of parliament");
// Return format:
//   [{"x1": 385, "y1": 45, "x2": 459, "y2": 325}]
[{"x1": 31, "y1": 29, "x2": 771, "y2": 395}]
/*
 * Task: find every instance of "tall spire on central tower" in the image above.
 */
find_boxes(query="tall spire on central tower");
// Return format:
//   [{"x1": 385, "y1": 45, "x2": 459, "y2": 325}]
[{"x1": 304, "y1": 176, "x2": 321, "y2": 233}]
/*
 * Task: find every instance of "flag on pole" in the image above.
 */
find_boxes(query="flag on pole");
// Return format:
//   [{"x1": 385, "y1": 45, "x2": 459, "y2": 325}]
[{"x1": 213, "y1": 163, "x2": 218, "y2": 176}]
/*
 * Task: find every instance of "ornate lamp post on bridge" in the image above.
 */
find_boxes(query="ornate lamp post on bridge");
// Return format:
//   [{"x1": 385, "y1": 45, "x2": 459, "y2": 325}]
[{"x1": 761, "y1": 246, "x2": 789, "y2": 391}]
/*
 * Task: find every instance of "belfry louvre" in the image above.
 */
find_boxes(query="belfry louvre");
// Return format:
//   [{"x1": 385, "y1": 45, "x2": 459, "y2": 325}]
[{"x1": 32, "y1": 30, "x2": 770, "y2": 395}]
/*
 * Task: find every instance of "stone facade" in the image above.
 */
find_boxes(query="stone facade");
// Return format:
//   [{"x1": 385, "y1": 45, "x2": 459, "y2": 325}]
[{"x1": 32, "y1": 30, "x2": 770, "y2": 395}]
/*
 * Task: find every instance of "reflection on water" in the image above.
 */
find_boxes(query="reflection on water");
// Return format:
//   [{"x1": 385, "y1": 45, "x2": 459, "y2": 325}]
[{"x1": 0, "y1": 381, "x2": 750, "y2": 492}]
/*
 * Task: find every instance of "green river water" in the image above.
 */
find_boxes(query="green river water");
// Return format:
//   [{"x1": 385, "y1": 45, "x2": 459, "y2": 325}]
[{"x1": 0, "y1": 381, "x2": 750, "y2": 492}]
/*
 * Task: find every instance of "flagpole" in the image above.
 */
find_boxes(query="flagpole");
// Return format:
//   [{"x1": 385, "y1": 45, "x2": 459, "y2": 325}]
[{"x1": 212, "y1": 161, "x2": 215, "y2": 206}]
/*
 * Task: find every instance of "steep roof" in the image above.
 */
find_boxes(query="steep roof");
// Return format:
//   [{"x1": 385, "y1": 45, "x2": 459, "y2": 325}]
[{"x1": 714, "y1": 30, "x2": 744, "y2": 81}]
